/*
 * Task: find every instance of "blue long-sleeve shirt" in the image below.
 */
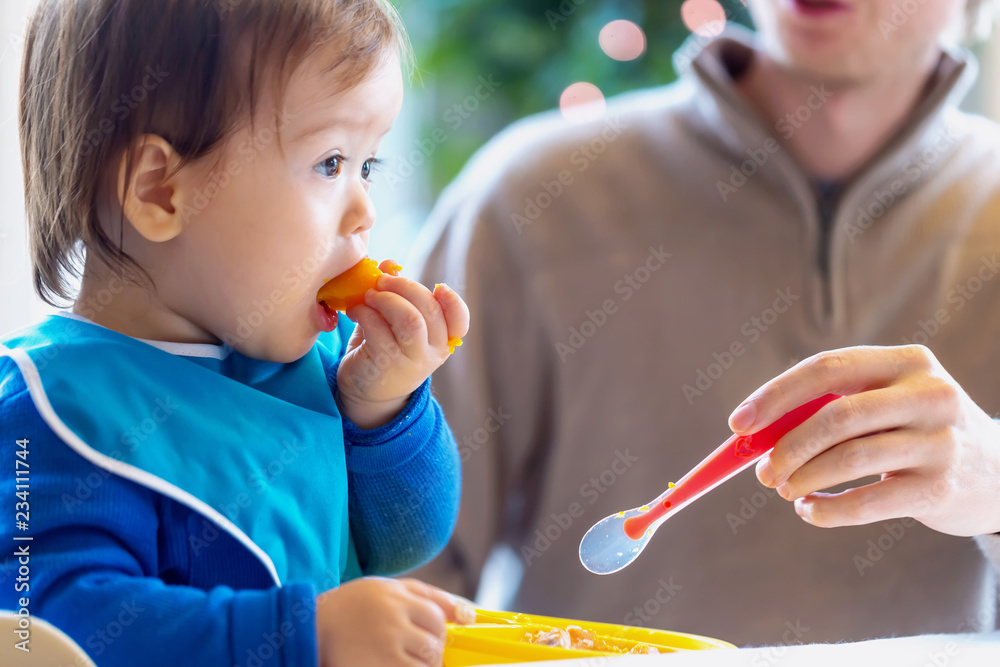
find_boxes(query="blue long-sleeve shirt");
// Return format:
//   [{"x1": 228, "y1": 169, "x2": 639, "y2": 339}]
[{"x1": 0, "y1": 313, "x2": 461, "y2": 666}]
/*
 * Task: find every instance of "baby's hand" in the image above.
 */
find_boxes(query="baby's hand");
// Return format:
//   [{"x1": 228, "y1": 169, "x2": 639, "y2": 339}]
[
  {"x1": 336, "y1": 260, "x2": 469, "y2": 429},
  {"x1": 316, "y1": 577, "x2": 476, "y2": 667}
]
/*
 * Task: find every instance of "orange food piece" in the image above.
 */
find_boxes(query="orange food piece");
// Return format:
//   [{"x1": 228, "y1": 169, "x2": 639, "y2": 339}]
[
  {"x1": 317, "y1": 258, "x2": 384, "y2": 311},
  {"x1": 447, "y1": 337, "x2": 463, "y2": 354}
]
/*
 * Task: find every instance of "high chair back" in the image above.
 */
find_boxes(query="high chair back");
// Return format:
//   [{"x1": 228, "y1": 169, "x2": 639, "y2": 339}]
[{"x1": 0, "y1": 610, "x2": 97, "y2": 666}]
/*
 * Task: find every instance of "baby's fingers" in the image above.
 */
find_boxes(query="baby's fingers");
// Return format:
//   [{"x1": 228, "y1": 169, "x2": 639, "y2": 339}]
[
  {"x1": 433, "y1": 284, "x2": 470, "y2": 349},
  {"x1": 378, "y1": 258, "x2": 404, "y2": 276},
  {"x1": 345, "y1": 303, "x2": 393, "y2": 351},
  {"x1": 405, "y1": 630, "x2": 443, "y2": 667},
  {"x1": 375, "y1": 275, "x2": 447, "y2": 348},
  {"x1": 404, "y1": 595, "x2": 447, "y2": 639},
  {"x1": 364, "y1": 289, "x2": 429, "y2": 352},
  {"x1": 399, "y1": 579, "x2": 477, "y2": 625}
]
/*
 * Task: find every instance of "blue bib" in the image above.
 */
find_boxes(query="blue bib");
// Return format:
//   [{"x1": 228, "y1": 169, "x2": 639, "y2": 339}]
[{"x1": 0, "y1": 313, "x2": 362, "y2": 587}]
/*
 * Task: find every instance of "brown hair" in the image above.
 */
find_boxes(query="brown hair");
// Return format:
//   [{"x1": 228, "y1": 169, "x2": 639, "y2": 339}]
[{"x1": 19, "y1": 0, "x2": 410, "y2": 307}]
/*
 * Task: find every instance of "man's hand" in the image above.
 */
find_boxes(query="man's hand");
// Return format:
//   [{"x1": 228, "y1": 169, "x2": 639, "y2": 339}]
[{"x1": 728, "y1": 345, "x2": 1000, "y2": 537}]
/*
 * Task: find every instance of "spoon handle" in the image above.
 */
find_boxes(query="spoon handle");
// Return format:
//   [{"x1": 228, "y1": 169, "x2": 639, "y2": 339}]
[{"x1": 623, "y1": 393, "x2": 842, "y2": 540}]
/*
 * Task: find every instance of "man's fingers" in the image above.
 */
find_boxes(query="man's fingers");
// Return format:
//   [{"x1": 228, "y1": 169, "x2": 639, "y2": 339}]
[
  {"x1": 776, "y1": 429, "x2": 928, "y2": 501},
  {"x1": 792, "y1": 473, "x2": 943, "y2": 528},
  {"x1": 765, "y1": 386, "x2": 918, "y2": 487},
  {"x1": 729, "y1": 345, "x2": 934, "y2": 434}
]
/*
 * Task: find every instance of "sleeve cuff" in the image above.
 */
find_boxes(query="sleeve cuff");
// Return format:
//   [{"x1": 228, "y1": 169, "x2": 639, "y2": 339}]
[
  {"x1": 230, "y1": 582, "x2": 317, "y2": 667},
  {"x1": 338, "y1": 377, "x2": 432, "y2": 445},
  {"x1": 339, "y1": 379, "x2": 441, "y2": 474}
]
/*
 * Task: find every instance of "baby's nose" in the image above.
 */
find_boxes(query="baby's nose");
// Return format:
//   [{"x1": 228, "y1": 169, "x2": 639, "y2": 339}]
[{"x1": 342, "y1": 184, "x2": 376, "y2": 236}]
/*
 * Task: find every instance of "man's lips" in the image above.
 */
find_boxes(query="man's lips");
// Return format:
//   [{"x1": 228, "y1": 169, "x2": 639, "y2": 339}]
[{"x1": 789, "y1": 0, "x2": 850, "y2": 16}]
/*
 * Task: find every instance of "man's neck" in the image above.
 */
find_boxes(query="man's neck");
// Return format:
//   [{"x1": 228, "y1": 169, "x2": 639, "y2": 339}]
[{"x1": 735, "y1": 51, "x2": 941, "y2": 182}]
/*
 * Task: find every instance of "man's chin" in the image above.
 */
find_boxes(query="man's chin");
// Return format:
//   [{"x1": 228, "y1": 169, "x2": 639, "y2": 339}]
[{"x1": 772, "y1": 45, "x2": 869, "y2": 86}]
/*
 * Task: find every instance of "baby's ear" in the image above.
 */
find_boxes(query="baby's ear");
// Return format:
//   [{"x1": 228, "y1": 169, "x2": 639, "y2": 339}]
[{"x1": 116, "y1": 134, "x2": 185, "y2": 243}]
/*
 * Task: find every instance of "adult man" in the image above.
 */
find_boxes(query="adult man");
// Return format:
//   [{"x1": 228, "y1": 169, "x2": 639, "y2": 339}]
[{"x1": 411, "y1": 0, "x2": 1000, "y2": 646}]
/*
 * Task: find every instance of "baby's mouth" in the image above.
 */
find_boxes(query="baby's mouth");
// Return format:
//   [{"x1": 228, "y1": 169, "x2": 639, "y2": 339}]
[
  {"x1": 316, "y1": 257, "x2": 382, "y2": 312},
  {"x1": 313, "y1": 298, "x2": 339, "y2": 333}
]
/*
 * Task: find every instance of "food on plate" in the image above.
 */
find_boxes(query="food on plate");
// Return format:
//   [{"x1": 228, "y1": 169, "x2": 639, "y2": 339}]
[
  {"x1": 522, "y1": 625, "x2": 659, "y2": 654},
  {"x1": 523, "y1": 627, "x2": 571, "y2": 649}
]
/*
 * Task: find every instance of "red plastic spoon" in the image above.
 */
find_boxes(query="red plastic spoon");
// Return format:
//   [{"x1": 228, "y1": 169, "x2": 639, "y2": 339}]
[{"x1": 579, "y1": 394, "x2": 841, "y2": 574}]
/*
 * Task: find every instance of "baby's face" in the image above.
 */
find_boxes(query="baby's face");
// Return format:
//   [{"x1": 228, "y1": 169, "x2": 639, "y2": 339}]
[{"x1": 173, "y1": 52, "x2": 403, "y2": 362}]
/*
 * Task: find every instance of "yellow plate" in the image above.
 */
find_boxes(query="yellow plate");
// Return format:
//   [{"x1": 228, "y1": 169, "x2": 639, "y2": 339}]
[{"x1": 444, "y1": 609, "x2": 734, "y2": 666}]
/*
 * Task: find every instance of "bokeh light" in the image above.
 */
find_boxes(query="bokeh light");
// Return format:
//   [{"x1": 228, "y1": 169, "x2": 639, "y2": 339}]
[
  {"x1": 680, "y1": 0, "x2": 727, "y2": 37},
  {"x1": 560, "y1": 82, "x2": 606, "y2": 122},
  {"x1": 599, "y1": 20, "x2": 647, "y2": 62}
]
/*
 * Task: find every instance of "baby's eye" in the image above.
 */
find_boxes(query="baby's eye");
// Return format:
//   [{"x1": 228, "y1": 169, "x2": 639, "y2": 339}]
[
  {"x1": 314, "y1": 155, "x2": 342, "y2": 179},
  {"x1": 362, "y1": 158, "x2": 382, "y2": 182}
]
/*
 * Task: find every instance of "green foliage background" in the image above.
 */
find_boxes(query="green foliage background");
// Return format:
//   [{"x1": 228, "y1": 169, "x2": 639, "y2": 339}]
[{"x1": 399, "y1": 0, "x2": 753, "y2": 194}]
